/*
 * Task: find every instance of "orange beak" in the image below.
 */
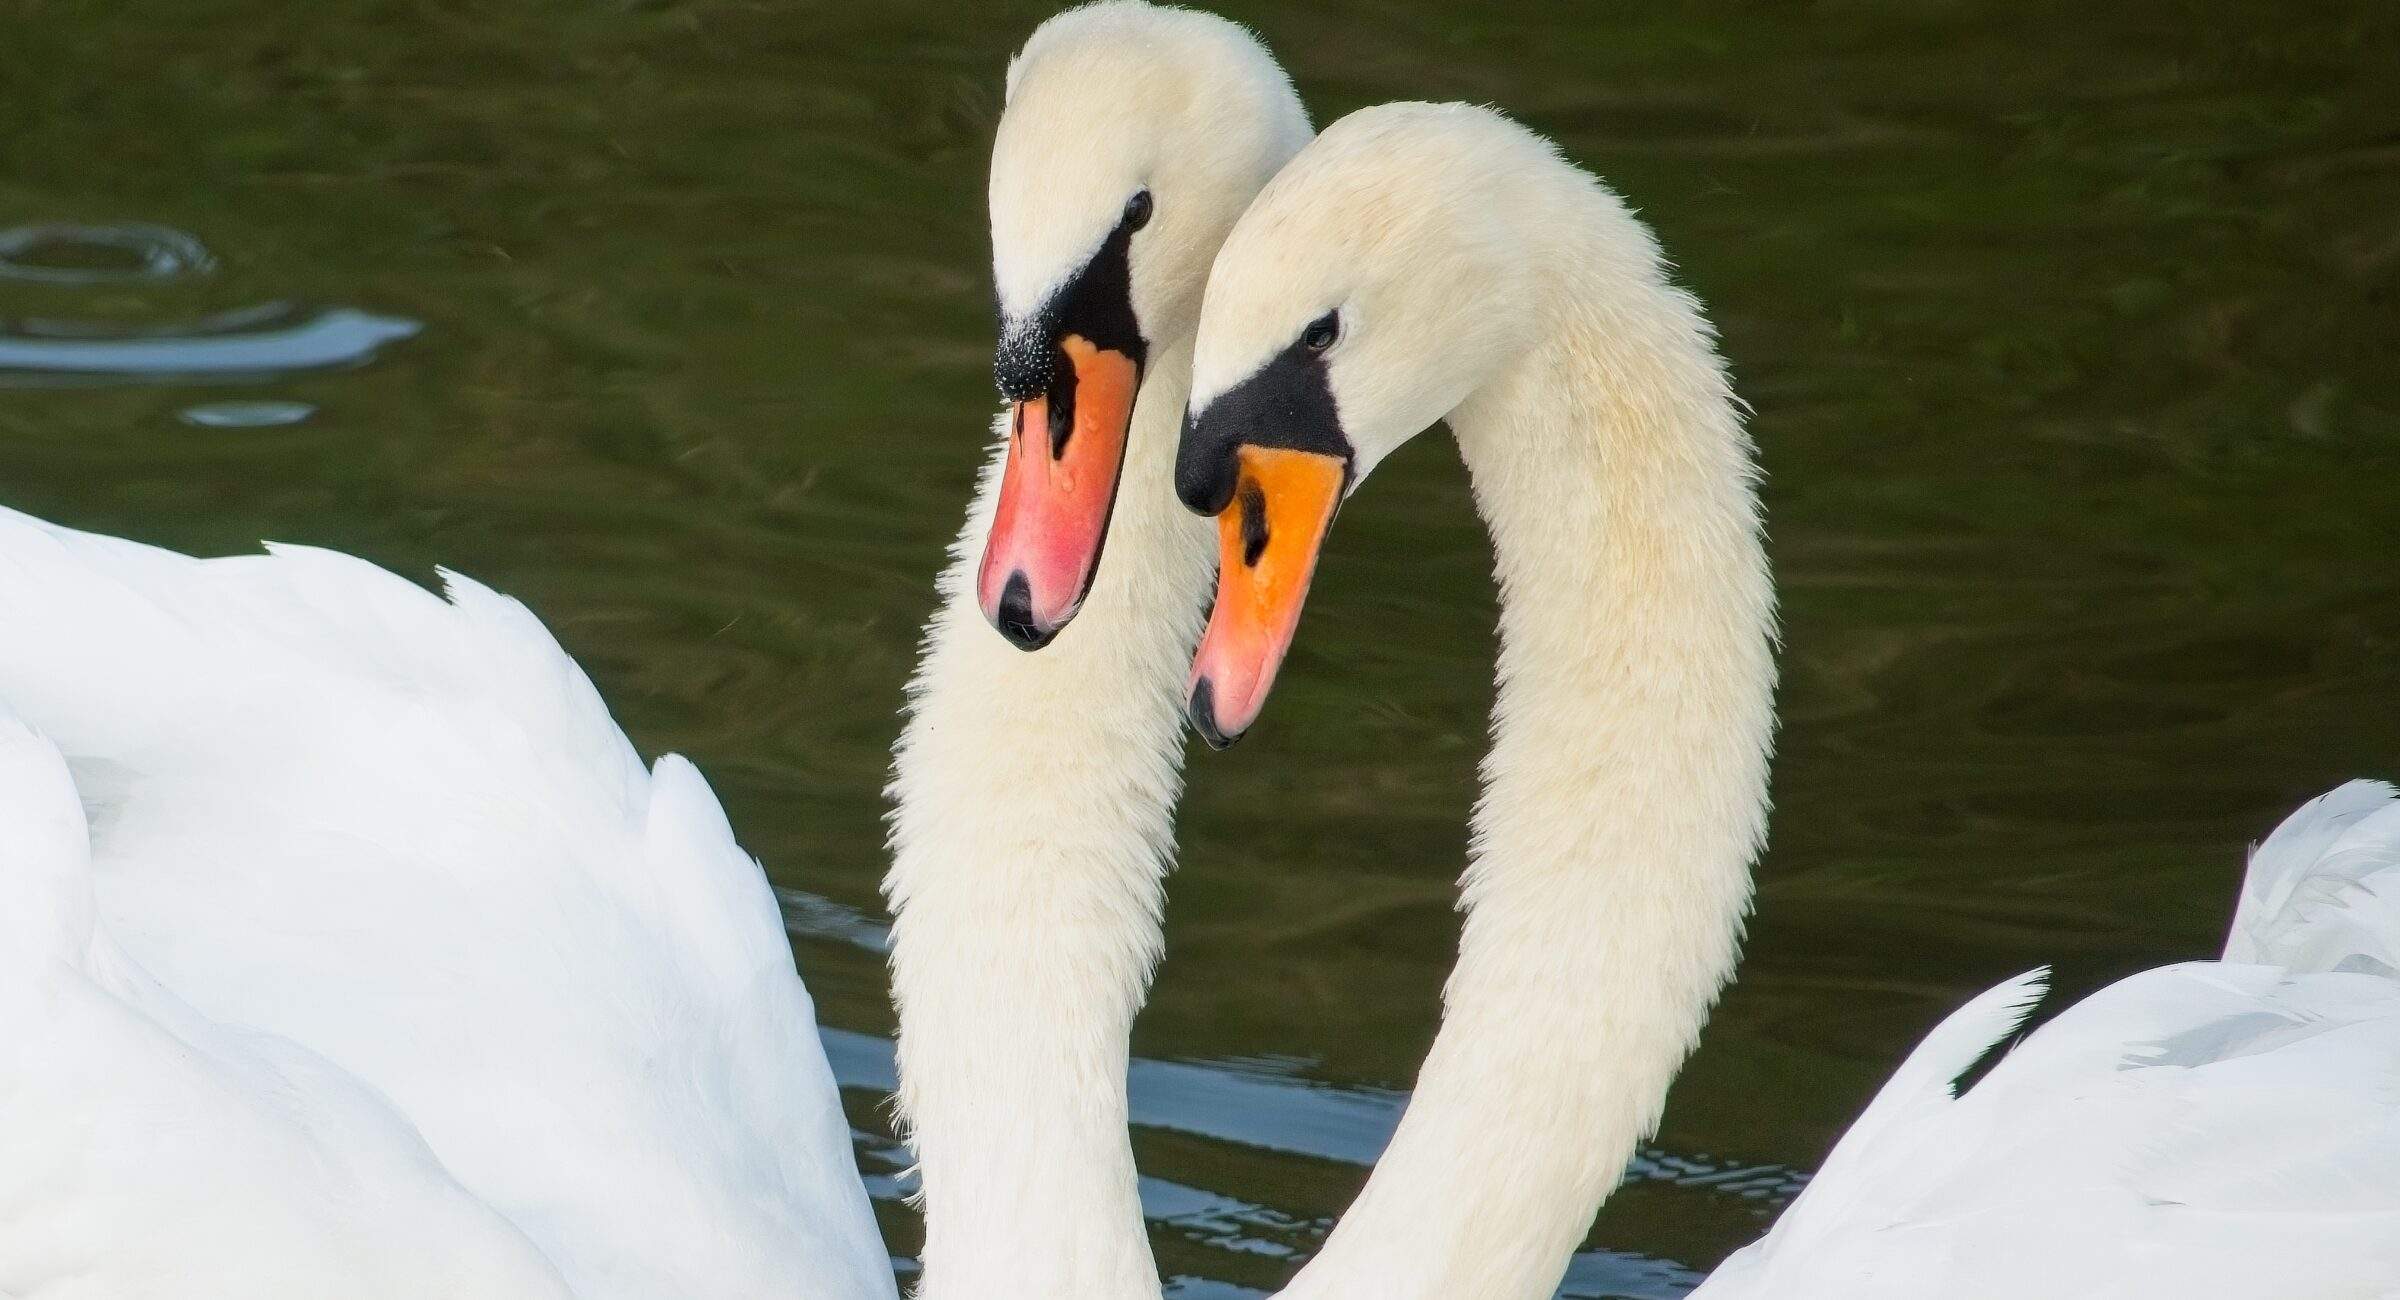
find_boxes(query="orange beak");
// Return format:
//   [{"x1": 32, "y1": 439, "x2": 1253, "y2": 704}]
[
  {"x1": 1185, "y1": 446, "x2": 1348, "y2": 748},
  {"x1": 976, "y1": 334, "x2": 1141, "y2": 649}
]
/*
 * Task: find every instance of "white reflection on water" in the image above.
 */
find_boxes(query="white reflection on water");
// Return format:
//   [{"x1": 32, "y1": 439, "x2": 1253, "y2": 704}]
[
  {"x1": 0, "y1": 301, "x2": 419, "y2": 385},
  {"x1": 178, "y1": 400, "x2": 319, "y2": 428}
]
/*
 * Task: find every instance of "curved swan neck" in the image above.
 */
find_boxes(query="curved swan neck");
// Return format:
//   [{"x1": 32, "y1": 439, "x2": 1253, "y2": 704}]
[
  {"x1": 1285, "y1": 178, "x2": 1777, "y2": 1300},
  {"x1": 884, "y1": 338, "x2": 1210, "y2": 1300}
]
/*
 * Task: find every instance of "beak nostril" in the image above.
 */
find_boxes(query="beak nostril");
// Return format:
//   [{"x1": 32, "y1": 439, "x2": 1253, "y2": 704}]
[
  {"x1": 1045, "y1": 358, "x2": 1079, "y2": 460},
  {"x1": 992, "y1": 572, "x2": 1057, "y2": 652},
  {"x1": 1238, "y1": 479, "x2": 1270, "y2": 568}
]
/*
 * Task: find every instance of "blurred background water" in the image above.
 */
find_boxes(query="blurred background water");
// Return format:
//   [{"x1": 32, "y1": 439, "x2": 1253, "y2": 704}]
[{"x1": 3, "y1": 0, "x2": 2396, "y2": 1292}]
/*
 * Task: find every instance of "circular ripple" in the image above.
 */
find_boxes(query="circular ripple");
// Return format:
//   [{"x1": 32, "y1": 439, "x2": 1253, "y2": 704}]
[
  {"x1": 0, "y1": 223, "x2": 216, "y2": 285},
  {"x1": 178, "y1": 400, "x2": 318, "y2": 429}
]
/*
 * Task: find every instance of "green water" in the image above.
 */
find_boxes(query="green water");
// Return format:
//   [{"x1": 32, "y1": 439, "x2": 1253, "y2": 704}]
[{"x1": 4, "y1": 0, "x2": 2397, "y2": 1292}]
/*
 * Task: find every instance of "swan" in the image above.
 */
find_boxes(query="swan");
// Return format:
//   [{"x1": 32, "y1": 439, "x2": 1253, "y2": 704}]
[
  {"x1": 1171, "y1": 100, "x2": 2400, "y2": 1298},
  {"x1": 1175, "y1": 100, "x2": 1777, "y2": 1300},
  {"x1": 883, "y1": 4, "x2": 1308, "y2": 1298},
  {"x1": 0, "y1": 5, "x2": 1303, "y2": 1295}
]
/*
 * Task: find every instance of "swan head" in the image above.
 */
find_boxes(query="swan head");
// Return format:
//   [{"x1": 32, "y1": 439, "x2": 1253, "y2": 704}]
[
  {"x1": 975, "y1": 1, "x2": 1310, "y2": 650},
  {"x1": 1177, "y1": 104, "x2": 1545, "y2": 745}
]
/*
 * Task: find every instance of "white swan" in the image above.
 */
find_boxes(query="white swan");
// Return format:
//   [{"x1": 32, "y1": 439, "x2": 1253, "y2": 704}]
[
  {"x1": 0, "y1": 509, "x2": 891, "y2": 1298},
  {"x1": 1691, "y1": 781, "x2": 2400, "y2": 1297},
  {"x1": 884, "y1": 5, "x2": 1308, "y2": 1298},
  {"x1": 0, "y1": 6, "x2": 1303, "y2": 1295},
  {"x1": 1173, "y1": 101, "x2": 2399, "y2": 1297},
  {"x1": 1175, "y1": 101, "x2": 1775, "y2": 1300}
]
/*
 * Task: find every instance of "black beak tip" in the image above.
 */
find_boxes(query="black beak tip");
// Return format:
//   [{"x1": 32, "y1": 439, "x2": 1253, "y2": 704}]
[
  {"x1": 1186, "y1": 677, "x2": 1241, "y2": 751},
  {"x1": 991, "y1": 571, "x2": 1058, "y2": 652}
]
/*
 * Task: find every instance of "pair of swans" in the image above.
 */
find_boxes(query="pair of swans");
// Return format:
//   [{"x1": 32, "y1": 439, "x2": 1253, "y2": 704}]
[
  {"x1": 904, "y1": 4, "x2": 2399, "y2": 1298},
  {"x1": 0, "y1": 4, "x2": 2391, "y2": 1299}
]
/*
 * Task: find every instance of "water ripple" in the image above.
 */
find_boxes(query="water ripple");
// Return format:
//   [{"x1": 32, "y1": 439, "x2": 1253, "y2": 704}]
[
  {"x1": 0, "y1": 301, "x2": 420, "y2": 386},
  {"x1": 0, "y1": 222, "x2": 215, "y2": 285},
  {"x1": 179, "y1": 400, "x2": 319, "y2": 428},
  {"x1": 799, "y1": 889, "x2": 1809, "y2": 1200},
  {"x1": 840, "y1": 1059, "x2": 1723, "y2": 1299},
  {"x1": 778, "y1": 884, "x2": 892, "y2": 953}
]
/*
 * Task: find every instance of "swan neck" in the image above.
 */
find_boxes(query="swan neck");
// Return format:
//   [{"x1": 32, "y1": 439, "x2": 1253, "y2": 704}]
[
  {"x1": 883, "y1": 337, "x2": 1209, "y2": 1300},
  {"x1": 1289, "y1": 193, "x2": 1777, "y2": 1299}
]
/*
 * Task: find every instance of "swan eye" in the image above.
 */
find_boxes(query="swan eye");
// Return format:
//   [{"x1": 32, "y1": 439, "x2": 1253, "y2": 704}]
[
  {"x1": 1123, "y1": 190, "x2": 1153, "y2": 232},
  {"x1": 1301, "y1": 311, "x2": 1339, "y2": 353}
]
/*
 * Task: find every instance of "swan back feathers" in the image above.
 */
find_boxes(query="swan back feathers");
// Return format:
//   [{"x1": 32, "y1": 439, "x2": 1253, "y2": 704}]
[
  {"x1": 1693, "y1": 783, "x2": 2400, "y2": 1299},
  {"x1": 0, "y1": 506, "x2": 893, "y2": 1299}
]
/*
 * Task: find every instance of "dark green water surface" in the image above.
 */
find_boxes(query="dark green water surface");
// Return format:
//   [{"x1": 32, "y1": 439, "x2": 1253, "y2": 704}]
[{"x1": 4, "y1": 1, "x2": 2397, "y2": 1292}]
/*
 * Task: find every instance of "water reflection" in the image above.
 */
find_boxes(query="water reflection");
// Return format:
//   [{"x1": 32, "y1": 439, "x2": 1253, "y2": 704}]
[{"x1": 0, "y1": 301, "x2": 419, "y2": 386}]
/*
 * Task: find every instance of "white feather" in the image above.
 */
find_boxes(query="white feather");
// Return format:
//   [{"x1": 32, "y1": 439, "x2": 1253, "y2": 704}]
[
  {"x1": 0, "y1": 709, "x2": 582, "y2": 1299},
  {"x1": 2227, "y1": 779, "x2": 2400, "y2": 975},
  {"x1": 0, "y1": 506, "x2": 894, "y2": 1300}
]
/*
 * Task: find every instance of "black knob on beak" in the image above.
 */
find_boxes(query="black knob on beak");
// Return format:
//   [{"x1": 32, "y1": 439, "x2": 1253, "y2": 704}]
[
  {"x1": 1176, "y1": 413, "x2": 1241, "y2": 516},
  {"x1": 994, "y1": 323, "x2": 1060, "y2": 403},
  {"x1": 1174, "y1": 333, "x2": 1349, "y2": 517}
]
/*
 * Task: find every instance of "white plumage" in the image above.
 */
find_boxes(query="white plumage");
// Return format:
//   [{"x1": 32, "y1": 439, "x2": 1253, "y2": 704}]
[
  {"x1": 0, "y1": 711, "x2": 576, "y2": 1299},
  {"x1": 884, "y1": 6, "x2": 1310, "y2": 1299},
  {"x1": 1694, "y1": 783, "x2": 2400, "y2": 1299},
  {"x1": 0, "y1": 507, "x2": 894, "y2": 1300}
]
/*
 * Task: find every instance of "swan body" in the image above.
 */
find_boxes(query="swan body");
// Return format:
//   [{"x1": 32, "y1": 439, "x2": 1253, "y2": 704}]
[
  {"x1": 885, "y1": 5, "x2": 1308, "y2": 1297},
  {"x1": 0, "y1": 508, "x2": 893, "y2": 1299},
  {"x1": 1693, "y1": 782, "x2": 2400, "y2": 1300}
]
